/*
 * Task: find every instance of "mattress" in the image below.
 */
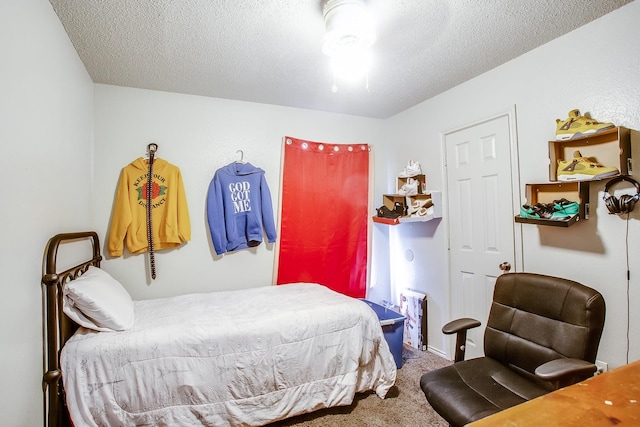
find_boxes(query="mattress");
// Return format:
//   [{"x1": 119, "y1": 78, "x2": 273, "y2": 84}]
[{"x1": 61, "y1": 283, "x2": 397, "y2": 426}]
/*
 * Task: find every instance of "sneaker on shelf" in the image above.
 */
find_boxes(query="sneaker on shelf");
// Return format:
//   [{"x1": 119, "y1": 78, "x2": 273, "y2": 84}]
[
  {"x1": 552, "y1": 198, "x2": 579, "y2": 217},
  {"x1": 555, "y1": 109, "x2": 615, "y2": 140},
  {"x1": 520, "y1": 199, "x2": 579, "y2": 221},
  {"x1": 417, "y1": 206, "x2": 433, "y2": 217},
  {"x1": 393, "y1": 202, "x2": 406, "y2": 217},
  {"x1": 557, "y1": 150, "x2": 619, "y2": 181},
  {"x1": 548, "y1": 199, "x2": 579, "y2": 220},
  {"x1": 520, "y1": 204, "x2": 538, "y2": 219},
  {"x1": 520, "y1": 203, "x2": 551, "y2": 219},
  {"x1": 406, "y1": 197, "x2": 433, "y2": 216},
  {"x1": 398, "y1": 177, "x2": 419, "y2": 195},
  {"x1": 377, "y1": 205, "x2": 402, "y2": 219},
  {"x1": 398, "y1": 160, "x2": 422, "y2": 178}
]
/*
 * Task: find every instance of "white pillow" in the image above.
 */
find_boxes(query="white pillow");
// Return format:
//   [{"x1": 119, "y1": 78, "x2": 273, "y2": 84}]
[{"x1": 63, "y1": 266, "x2": 134, "y2": 332}]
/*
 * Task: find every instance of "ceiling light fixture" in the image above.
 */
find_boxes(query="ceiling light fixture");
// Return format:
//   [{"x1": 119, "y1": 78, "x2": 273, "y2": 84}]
[{"x1": 322, "y1": 0, "x2": 376, "y2": 92}]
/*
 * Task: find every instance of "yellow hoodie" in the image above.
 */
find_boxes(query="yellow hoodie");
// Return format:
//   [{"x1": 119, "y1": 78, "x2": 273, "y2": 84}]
[{"x1": 108, "y1": 157, "x2": 191, "y2": 256}]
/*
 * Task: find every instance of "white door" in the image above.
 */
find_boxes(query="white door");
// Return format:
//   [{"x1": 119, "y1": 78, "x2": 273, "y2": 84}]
[{"x1": 445, "y1": 112, "x2": 520, "y2": 360}]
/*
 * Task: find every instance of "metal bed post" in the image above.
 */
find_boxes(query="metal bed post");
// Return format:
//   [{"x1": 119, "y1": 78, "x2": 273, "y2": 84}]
[{"x1": 41, "y1": 232, "x2": 101, "y2": 427}]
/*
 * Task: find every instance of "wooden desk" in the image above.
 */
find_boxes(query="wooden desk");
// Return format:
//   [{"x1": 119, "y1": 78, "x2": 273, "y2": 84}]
[{"x1": 469, "y1": 360, "x2": 640, "y2": 426}]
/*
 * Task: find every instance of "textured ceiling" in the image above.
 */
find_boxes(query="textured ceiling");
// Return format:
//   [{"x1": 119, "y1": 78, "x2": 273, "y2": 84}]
[{"x1": 49, "y1": 0, "x2": 632, "y2": 119}]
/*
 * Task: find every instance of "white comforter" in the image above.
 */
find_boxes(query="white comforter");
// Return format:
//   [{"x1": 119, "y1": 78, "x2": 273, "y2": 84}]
[{"x1": 61, "y1": 283, "x2": 397, "y2": 426}]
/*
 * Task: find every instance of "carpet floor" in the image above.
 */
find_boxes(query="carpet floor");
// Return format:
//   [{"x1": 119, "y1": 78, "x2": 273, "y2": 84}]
[{"x1": 267, "y1": 345, "x2": 452, "y2": 427}]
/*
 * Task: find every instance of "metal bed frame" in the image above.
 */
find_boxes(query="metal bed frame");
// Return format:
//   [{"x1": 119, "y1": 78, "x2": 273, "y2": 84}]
[{"x1": 41, "y1": 232, "x2": 101, "y2": 427}]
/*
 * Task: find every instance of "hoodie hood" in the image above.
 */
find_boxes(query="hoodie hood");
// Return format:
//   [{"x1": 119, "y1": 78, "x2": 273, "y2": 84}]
[{"x1": 221, "y1": 162, "x2": 264, "y2": 176}]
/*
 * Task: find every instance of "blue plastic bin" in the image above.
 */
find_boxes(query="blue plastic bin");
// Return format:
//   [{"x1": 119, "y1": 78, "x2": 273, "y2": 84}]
[{"x1": 361, "y1": 300, "x2": 406, "y2": 368}]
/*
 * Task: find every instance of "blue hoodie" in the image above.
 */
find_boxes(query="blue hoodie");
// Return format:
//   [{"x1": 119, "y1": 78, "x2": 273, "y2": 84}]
[{"x1": 207, "y1": 162, "x2": 277, "y2": 255}]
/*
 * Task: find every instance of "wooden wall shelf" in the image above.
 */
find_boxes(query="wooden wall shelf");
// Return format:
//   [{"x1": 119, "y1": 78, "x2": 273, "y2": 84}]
[{"x1": 515, "y1": 181, "x2": 589, "y2": 227}]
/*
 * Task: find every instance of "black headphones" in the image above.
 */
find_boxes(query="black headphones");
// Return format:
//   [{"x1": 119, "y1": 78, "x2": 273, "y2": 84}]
[{"x1": 603, "y1": 176, "x2": 640, "y2": 214}]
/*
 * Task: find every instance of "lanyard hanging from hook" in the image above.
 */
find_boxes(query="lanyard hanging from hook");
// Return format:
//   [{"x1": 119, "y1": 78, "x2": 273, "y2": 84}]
[{"x1": 146, "y1": 143, "x2": 158, "y2": 279}]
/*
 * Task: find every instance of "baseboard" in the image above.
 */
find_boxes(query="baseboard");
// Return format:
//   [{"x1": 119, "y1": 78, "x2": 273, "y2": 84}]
[{"x1": 426, "y1": 346, "x2": 448, "y2": 360}]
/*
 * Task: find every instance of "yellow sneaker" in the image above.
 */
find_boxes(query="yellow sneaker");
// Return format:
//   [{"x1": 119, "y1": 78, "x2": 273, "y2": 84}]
[
  {"x1": 557, "y1": 150, "x2": 619, "y2": 181},
  {"x1": 555, "y1": 109, "x2": 615, "y2": 140}
]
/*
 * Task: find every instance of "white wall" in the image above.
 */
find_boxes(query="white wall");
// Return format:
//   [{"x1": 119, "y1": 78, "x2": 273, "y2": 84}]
[
  {"x1": 384, "y1": 1, "x2": 640, "y2": 368},
  {"x1": 0, "y1": 0, "x2": 94, "y2": 426},
  {"x1": 93, "y1": 85, "x2": 386, "y2": 300}
]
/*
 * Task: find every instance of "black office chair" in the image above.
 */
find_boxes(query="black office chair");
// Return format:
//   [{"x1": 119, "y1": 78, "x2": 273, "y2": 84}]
[{"x1": 420, "y1": 272, "x2": 606, "y2": 427}]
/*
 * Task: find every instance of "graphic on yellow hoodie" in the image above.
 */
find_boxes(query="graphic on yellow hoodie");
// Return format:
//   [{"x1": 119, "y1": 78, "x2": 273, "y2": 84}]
[{"x1": 108, "y1": 157, "x2": 191, "y2": 256}]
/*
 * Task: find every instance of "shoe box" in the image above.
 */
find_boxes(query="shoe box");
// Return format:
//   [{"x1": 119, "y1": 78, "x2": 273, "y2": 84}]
[
  {"x1": 522, "y1": 181, "x2": 589, "y2": 220},
  {"x1": 548, "y1": 127, "x2": 631, "y2": 181},
  {"x1": 382, "y1": 193, "x2": 435, "y2": 217},
  {"x1": 397, "y1": 174, "x2": 427, "y2": 194},
  {"x1": 406, "y1": 194, "x2": 433, "y2": 211},
  {"x1": 399, "y1": 289, "x2": 428, "y2": 351},
  {"x1": 382, "y1": 194, "x2": 407, "y2": 212}
]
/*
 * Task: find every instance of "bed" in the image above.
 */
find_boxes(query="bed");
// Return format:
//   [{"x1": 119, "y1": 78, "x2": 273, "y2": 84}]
[{"x1": 42, "y1": 232, "x2": 397, "y2": 427}]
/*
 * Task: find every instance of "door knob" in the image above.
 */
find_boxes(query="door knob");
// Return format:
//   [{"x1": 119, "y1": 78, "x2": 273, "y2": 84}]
[{"x1": 499, "y1": 262, "x2": 511, "y2": 272}]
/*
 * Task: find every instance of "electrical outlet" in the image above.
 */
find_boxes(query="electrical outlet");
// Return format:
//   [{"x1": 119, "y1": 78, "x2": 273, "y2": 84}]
[{"x1": 595, "y1": 360, "x2": 608, "y2": 375}]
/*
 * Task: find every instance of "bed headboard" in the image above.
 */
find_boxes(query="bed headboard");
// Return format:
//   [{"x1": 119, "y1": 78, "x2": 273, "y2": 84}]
[{"x1": 42, "y1": 231, "x2": 102, "y2": 427}]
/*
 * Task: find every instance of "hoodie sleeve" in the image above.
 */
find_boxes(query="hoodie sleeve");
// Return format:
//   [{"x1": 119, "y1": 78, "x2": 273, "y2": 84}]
[
  {"x1": 108, "y1": 168, "x2": 133, "y2": 256},
  {"x1": 206, "y1": 172, "x2": 228, "y2": 255},
  {"x1": 176, "y1": 167, "x2": 191, "y2": 243},
  {"x1": 260, "y1": 173, "x2": 277, "y2": 243}
]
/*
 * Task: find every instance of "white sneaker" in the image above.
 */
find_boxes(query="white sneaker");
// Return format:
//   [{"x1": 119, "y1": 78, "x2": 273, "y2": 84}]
[
  {"x1": 398, "y1": 178, "x2": 418, "y2": 196},
  {"x1": 406, "y1": 197, "x2": 433, "y2": 216},
  {"x1": 416, "y1": 206, "x2": 433, "y2": 217},
  {"x1": 399, "y1": 160, "x2": 422, "y2": 178}
]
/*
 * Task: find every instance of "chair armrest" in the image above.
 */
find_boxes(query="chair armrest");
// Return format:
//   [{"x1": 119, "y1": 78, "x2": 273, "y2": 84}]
[
  {"x1": 442, "y1": 318, "x2": 481, "y2": 335},
  {"x1": 442, "y1": 318, "x2": 481, "y2": 362},
  {"x1": 535, "y1": 358, "x2": 597, "y2": 383}
]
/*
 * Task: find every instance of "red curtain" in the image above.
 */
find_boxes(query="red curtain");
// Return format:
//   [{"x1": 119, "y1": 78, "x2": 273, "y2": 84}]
[{"x1": 276, "y1": 136, "x2": 370, "y2": 298}]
